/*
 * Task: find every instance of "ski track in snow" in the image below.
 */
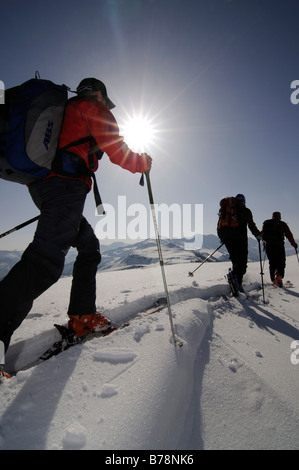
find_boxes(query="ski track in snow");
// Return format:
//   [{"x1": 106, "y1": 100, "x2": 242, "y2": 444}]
[{"x1": 1, "y1": 257, "x2": 299, "y2": 450}]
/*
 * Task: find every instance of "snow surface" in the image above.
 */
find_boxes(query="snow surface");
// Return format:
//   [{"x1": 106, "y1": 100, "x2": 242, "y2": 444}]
[{"x1": 1, "y1": 254, "x2": 299, "y2": 450}]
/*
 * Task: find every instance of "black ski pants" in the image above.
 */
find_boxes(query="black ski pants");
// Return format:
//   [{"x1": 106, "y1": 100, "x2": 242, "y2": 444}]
[
  {"x1": 0, "y1": 177, "x2": 101, "y2": 351},
  {"x1": 265, "y1": 243, "x2": 286, "y2": 281},
  {"x1": 224, "y1": 238, "x2": 248, "y2": 285}
]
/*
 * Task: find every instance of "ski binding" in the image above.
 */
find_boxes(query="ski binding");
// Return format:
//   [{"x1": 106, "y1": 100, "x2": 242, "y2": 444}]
[{"x1": 40, "y1": 323, "x2": 116, "y2": 361}]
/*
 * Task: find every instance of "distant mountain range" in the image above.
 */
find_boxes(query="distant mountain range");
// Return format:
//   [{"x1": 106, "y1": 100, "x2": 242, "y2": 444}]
[{"x1": 0, "y1": 234, "x2": 297, "y2": 280}]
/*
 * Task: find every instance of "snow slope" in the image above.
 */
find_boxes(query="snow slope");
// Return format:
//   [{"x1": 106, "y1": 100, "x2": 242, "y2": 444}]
[{"x1": 1, "y1": 254, "x2": 299, "y2": 450}]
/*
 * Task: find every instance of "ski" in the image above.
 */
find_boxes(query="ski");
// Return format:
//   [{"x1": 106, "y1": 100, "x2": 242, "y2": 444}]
[
  {"x1": 40, "y1": 301, "x2": 168, "y2": 362},
  {"x1": 226, "y1": 269, "x2": 239, "y2": 297},
  {"x1": 2, "y1": 302, "x2": 169, "y2": 377},
  {"x1": 284, "y1": 280, "x2": 294, "y2": 288},
  {"x1": 271, "y1": 281, "x2": 294, "y2": 290},
  {"x1": 40, "y1": 323, "x2": 117, "y2": 361},
  {"x1": 222, "y1": 290, "x2": 254, "y2": 302}
]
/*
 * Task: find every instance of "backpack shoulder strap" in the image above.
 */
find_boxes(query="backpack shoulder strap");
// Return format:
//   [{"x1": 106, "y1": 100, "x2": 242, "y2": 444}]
[{"x1": 58, "y1": 136, "x2": 104, "y2": 214}]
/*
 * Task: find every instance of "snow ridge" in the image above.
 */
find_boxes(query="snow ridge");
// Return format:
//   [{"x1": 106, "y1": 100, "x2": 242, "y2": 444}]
[{"x1": 1, "y1": 258, "x2": 299, "y2": 450}]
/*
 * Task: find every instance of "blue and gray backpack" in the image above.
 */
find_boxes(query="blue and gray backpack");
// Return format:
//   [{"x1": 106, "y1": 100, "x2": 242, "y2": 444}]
[
  {"x1": 0, "y1": 73, "x2": 104, "y2": 212},
  {"x1": 0, "y1": 73, "x2": 69, "y2": 184}
]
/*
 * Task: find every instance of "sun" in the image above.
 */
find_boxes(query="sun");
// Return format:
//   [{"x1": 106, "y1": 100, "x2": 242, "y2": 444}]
[{"x1": 120, "y1": 114, "x2": 156, "y2": 153}]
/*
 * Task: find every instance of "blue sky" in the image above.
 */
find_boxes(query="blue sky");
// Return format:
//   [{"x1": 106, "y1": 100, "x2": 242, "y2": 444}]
[{"x1": 1, "y1": 0, "x2": 299, "y2": 250}]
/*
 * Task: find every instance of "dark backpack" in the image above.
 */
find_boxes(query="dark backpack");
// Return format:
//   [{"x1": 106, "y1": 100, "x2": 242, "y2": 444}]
[
  {"x1": 217, "y1": 197, "x2": 239, "y2": 233},
  {"x1": 0, "y1": 75, "x2": 69, "y2": 184},
  {"x1": 262, "y1": 219, "x2": 284, "y2": 244}
]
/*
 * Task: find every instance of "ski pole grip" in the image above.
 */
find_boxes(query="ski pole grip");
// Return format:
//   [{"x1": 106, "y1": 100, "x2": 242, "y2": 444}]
[
  {"x1": 139, "y1": 173, "x2": 144, "y2": 186},
  {"x1": 145, "y1": 171, "x2": 154, "y2": 205}
]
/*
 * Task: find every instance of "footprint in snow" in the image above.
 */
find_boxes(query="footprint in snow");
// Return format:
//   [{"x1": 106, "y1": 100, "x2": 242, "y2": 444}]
[
  {"x1": 133, "y1": 324, "x2": 150, "y2": 342},
  {"x1": 93, "y1": 348, "x2": 137, "y2": 364},
  {"x1": 62, "y1": 422, "x2": 87, "y2": 450},
  {"x1": 228, "y1": 358, "x2": 243, "y2": 373},
  {"x1": 100, "y1": 383, "x2": 118, "y2": 398}
]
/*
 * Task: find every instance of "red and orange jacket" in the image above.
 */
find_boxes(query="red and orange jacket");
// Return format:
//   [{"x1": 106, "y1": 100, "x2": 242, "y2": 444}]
[{"x1": 52, "y1": 96, "x2": 149, "y2": 189}]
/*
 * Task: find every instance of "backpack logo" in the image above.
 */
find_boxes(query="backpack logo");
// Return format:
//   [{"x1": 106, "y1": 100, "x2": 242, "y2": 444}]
[{"x1": 43, "y1": 120, "x2": 54, "y2": 150}]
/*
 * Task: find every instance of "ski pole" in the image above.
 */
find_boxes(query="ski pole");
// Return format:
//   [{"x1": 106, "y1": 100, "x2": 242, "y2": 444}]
[
  {"x1": 0, "y1": 216, "x2": 40, "y2": 239},
  {"x1": 188, "y1": 243, "x2": 224, "y2": 277},
  {"x1": 142, "y1": 170, "x2": 183, "y2": 348},
  {"x1": 258, "y1": 239, "x2": 266, "y2": 304},
  {"x1": 262, "y1": 241, "x2": 267, "y2": 272}
]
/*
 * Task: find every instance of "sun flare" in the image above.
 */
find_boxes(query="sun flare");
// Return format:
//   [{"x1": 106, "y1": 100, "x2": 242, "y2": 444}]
[{"x1": 121, "y1": 115, "x2": 156, "y2": 153}]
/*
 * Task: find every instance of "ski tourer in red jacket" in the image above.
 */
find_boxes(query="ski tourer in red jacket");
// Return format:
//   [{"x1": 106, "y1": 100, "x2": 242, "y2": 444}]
[
  {"x1": 53, "y1": 78, "x2": 151, "y2": 189},
  {"x1": 0, "y1": 77, "x2": 152, "y2": 356}
]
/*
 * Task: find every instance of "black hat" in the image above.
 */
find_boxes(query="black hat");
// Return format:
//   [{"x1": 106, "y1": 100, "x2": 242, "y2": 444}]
[
  {"x1": 272, "y1": 212, "x2": 281, "y2": 220},
  {"x1": 76, "y1": 78, "x2": 115, "y2": 110},
  {"x1": 236, "y1": 194, "x2": 246, "y2": 204}
]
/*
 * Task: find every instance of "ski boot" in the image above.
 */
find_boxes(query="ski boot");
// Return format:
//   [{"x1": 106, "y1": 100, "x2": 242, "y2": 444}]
[
  {"x1": 273, "y1": 271, "x2": 283, "y2": 288},
  {"x1": 68, "y1": 312, "x2": 112, "y2": 339},
  {"x1": 0, "y1": 367, "x2": 11, "y2": 382}
]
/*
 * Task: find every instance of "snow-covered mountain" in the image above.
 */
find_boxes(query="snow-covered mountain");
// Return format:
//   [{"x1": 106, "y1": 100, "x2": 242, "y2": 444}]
[
  {"x1": 1, "y1": 252, "x2": 299, "y2": 450},
  {"x1": 1, "y1": 234, "x2": 297, "y2": 279},
  {"x1": 0, "y1": 250, "x2": 24, "y2": 280}
]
